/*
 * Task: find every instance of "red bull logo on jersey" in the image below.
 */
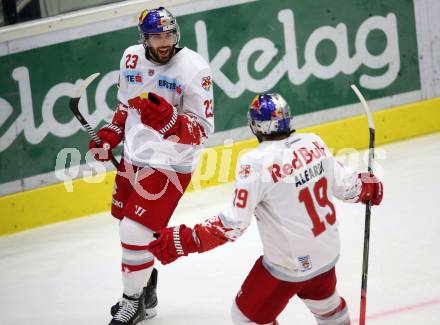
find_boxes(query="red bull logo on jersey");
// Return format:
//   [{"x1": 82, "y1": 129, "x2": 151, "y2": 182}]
[
  {"x1": 158, "y1": 75, "x2": 184, "y2": 94},
  {"x1": 124, "y1": 70, "x2": 144, "y2": 85},
  {"x1": 268, "y1": 141, "x2": 326, "y2": 185}
]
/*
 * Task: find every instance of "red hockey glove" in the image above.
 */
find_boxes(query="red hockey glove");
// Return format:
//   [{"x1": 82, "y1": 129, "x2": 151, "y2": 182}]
[
  {"x1": 89, "y1": 123, "x2": 123, "y2": 161},
  {"x1": 173, "y1": 114, "x2": 206, "y2": 145},
  {"x1": 357, "y1": 172, "x2": 383, "y2": 205},
  {"x1": 128, "y1": 92, "x2": 178, "y2": 136},
  {"x1": 89, "y1": 102, "x2": 127, "y2": 161},
  {"x1": 147, "y1": 225, "x2": 199, "y2": 265},
  {"x1": 128, "y1": 93, "x2": 207, "y2": 144}
]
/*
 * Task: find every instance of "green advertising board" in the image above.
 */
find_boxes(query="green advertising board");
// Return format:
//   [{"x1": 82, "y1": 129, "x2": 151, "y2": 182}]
[{"x1": 0, "y1": 0, "x2": 419, "y2": 188}]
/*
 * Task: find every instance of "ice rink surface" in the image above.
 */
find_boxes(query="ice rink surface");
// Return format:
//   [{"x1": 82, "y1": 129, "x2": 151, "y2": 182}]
[{"x1": 1, "y1": 133, "x2": 440, "y2": 325}]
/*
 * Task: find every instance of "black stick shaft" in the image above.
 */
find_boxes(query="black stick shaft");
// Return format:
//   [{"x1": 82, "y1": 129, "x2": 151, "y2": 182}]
[
  {"x1": 359, "y1": 128, "x2": 375, "y2": 325},
  {"x1": 69, "y1": 97, "x2": 119, "y2": 168}
]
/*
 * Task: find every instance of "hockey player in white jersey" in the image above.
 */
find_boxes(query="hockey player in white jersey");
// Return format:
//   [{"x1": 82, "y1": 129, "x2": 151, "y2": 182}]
[
  {"x1": 147, "y1": 93, "x2": 383, "y2": 325},
  {"x1": 88, "y1": 7, "x2": 214, "y2": 325}
]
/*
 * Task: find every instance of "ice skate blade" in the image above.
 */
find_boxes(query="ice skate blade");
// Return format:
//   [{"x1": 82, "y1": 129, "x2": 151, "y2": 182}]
[{"x1": 144, "y1": 307, "x2": 157, "y2": 320}]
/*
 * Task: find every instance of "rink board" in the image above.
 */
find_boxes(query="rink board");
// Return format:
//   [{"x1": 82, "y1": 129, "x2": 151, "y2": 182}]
[
  {"x1": 0, "y1": 0, "x2": 423, "y2": 192},
  {"x1": 0, "y1": 97, "x2": 439, "y2": 235}
]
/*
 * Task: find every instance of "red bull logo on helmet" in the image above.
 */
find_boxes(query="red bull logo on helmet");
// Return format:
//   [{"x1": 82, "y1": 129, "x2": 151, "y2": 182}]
[
  {"x1": 250, "y1": 95, "x2": 261, "y2": 113},
  {"x1": 139, "y1": 10, "x2": 149, "y2": 24}
]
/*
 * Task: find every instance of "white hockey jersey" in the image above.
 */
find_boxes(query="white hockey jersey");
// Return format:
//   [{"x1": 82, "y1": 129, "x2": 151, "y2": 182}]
[
  {"x1": 117, "y1": 45, "x2": 214, "y2": 173},
  {"x1": 217, "y1": 133, "x2": 361, "y2": 282}
]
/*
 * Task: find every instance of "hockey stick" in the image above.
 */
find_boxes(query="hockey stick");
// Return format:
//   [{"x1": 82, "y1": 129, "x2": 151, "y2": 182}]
[
  {"x1": 69, "y1": 73, "x2": 120, "y2": 168},
  {"x1": 350, "y1": 83, "x2": 375, "y2": 325}
]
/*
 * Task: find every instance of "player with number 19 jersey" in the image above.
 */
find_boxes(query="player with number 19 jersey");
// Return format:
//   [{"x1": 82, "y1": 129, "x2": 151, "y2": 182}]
[
  {"x1": 146, "y1": 92, "x2": 383, "y2": 325},
  {"x1": 219, "y1": 132, "x2": 360, "y2": 282},
  {"x1": 117, "y1": 44, "x2": 214, "y2": 173}
]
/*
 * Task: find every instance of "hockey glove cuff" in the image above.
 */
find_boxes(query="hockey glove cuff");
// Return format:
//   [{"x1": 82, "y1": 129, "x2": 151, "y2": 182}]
[
  {"x1": 89, "y1": 123, "x2": 123, "y2": 161},
  {"x1": 147, "y1": 225, "x2": 199, "y2": 265}
]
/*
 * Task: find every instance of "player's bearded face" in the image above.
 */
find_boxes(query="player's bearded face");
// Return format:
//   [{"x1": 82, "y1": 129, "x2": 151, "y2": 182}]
[
  {"x1": 149, "y1": 46, "x2": 174, "y2": 63},
  {"x1": 147, "y1": 31, "x2": 177, "y2": 64}
]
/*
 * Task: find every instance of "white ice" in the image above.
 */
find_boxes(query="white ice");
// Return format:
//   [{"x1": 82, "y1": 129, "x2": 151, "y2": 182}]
[{"x1": 1, "y1": 133, "x2": 440, "y2": 325}]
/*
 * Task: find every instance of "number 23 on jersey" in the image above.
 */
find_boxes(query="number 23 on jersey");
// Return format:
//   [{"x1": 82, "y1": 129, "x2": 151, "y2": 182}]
[{"x1": 125, "y1": 54, "x2": 139, "y2": 69}]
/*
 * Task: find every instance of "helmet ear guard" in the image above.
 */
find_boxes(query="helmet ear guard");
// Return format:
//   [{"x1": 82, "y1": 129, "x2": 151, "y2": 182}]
[
  {"x1": 137, "y1": 7, "x2": 180, "y2": 47},
  {"x1": 248, "y1": 93, "x2": 294, "y2": 136}
]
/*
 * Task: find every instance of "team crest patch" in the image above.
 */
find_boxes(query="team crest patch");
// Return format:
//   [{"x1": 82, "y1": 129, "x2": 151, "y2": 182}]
[
  {"x1": 239, "y1": 164, "x2": 251, "y2": 179},
  {"x1": 124, "y1": 70, "x2": 143, "y2": 85},
  {"x1": 201, "y1": 76, "x2": 212, "y2": 91},
  {"x1": 158, "y1": 75, "x2": 184, "y2": 94},
  {"x1": 298, "y1": 255, "x2": 312, "y2": 272},
  {"x1": 148, "y1": 69, "x2": 155, "y2": 76}
]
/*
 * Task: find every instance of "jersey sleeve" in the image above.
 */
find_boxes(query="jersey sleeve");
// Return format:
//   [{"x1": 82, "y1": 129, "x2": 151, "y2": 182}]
[
  {"x1": 181, "y1": 67, "x2": 215, "y2": 139},
  {"x1": 192, "y1": 155, "x2": 265, "y2": 252},
  {"x1": 219, "y1": 156, "x2": 264, "y2": 231},
  {"x1": 311, "y1": 134, "x2": 361, "y2": 202},
  {"x1": 116, "y1": 52, "x2": 129, "y2": 106},
  {"x1": 331, "y1": 159, "x2": 362, "y2": 202}
]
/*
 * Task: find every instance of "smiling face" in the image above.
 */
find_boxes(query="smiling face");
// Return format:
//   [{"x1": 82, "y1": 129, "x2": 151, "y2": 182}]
[{"x1": 146, "y1": 31, "x2": 178, "y2": 64}]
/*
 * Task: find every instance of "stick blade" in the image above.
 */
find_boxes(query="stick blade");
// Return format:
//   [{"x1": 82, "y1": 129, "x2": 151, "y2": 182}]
[
  {"x1": 69, "y1": 72, "x2": 100, "y2": 118},
  {"x1": 73, "y1": 72, "x2": 101, "y2": 98},
  {"x1": 350, "y1": 84, "x2": 375, "y2": 130}
]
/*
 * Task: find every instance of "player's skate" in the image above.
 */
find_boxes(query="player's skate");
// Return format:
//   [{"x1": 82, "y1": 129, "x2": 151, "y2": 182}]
[
  {"x1": 143, "y1": 267, "x2": 158, "y2": 319},
  {"x1": 109, "y1": 292, "x2": 145, "y2": 325},
  {"x1": 111, "y1": 268, "x2": 158, "y2": 320}
]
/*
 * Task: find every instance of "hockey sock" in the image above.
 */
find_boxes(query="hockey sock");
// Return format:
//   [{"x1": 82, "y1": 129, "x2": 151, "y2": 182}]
[
  {"x1": 119, "y1": 217, "x2": 155, "y2": 296},
  {"x1": 302, "y1": 291, "x2": 350, "y2": 325}
]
